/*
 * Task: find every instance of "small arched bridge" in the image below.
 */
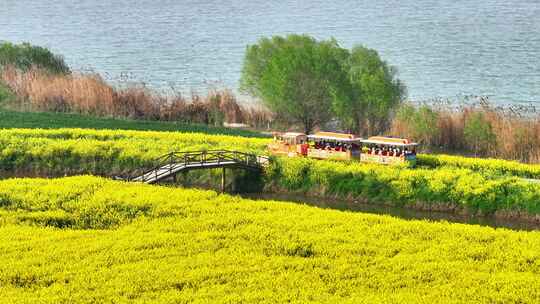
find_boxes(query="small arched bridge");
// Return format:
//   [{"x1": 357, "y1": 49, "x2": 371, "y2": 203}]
[{"x1": 125, "y1": 150, "x2": 270, "y2": 187}]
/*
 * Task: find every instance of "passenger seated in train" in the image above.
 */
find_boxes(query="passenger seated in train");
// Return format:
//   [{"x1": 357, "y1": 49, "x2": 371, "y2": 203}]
[{"x1": 313, "y1": 141, "x2": 352, "y2": 153}]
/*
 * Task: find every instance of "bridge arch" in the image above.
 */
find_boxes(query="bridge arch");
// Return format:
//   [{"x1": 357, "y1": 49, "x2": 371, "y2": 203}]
[{"x1": 126, "y1": 150, "x2": 269, "y2": 191}]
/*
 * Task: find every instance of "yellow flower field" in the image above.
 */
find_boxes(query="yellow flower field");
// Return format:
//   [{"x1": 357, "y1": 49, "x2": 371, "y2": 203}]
[
  {"x1": 2, "y1": 128, "x2": 540, "y2": 217},
  {"x1": 0, "y1": 176, "x2": 539, "y2": 303}
]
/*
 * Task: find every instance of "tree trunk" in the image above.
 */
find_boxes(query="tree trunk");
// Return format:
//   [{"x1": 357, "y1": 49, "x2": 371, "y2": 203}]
[
  {"x1": 303, "y1": 123, "x2": 313, "y2": 134},
  {"x1": 354, "y1": 112, "x2": 365, "y2": 136},
  {"x1": 303, "y1": 117, "x2": 314, "y2": 134}
]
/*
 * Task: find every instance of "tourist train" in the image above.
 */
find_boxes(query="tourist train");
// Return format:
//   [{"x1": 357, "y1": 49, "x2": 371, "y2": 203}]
[{"x1": 268, "y1": 131, "x2": 418, "y2": 165}]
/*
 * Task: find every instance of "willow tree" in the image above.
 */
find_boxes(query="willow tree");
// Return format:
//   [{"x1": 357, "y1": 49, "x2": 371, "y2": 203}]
[
  {"x1": 241, "y1": 35, "x2": 405, "y2": 135},
  {"x1": 333, "y1": 46, "x2": 406, "y2": 135},
  {"x1": 240, "y1": 35, "x2": 349, "y2": 133}
]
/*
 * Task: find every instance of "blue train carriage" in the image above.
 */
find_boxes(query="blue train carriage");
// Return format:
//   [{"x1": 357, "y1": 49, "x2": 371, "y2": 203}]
[
  {"x1": 360, "y1": 136, "x2": 418, "y2": 166},
  {"x1": 306, "y1": 132, "x2": 362, "y2": 161}
]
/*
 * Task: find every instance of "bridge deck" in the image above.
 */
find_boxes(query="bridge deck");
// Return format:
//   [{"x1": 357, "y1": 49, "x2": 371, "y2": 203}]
[
  {"x1": 132, "y1": 161, "x2": 240, "y2": 183},
  {"x1": 127, "y1": 150, "x2": 269, "y2": 184}
]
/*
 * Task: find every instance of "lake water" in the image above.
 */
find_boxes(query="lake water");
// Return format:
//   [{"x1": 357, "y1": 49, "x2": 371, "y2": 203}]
[{"x1": 1, "y1": 0, "x2": 539, "y2": 104}]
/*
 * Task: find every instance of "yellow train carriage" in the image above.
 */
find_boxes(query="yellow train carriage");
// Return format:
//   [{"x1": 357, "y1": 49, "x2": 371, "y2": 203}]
[
  {"x1": 307, "y1": 132, "x2": 362, "y2": 161},
  {"x1": 268, "y1": 132, "x2": 418, "y2": 166},
  {"x1": 360, "y1": 136, "x2": 418, "y2": 165},
  {"x1": 268, "y1": 132, "x2": 308, "y2": 157}
]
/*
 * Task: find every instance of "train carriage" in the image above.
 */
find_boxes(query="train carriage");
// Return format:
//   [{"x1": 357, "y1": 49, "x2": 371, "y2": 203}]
[
  {"x1": 268, "y1": 132, "x2": 308, "y2": 157},
  {"x1": 306, "y1": 132, "x2": 362, "y2": 161},
  {"x1": 360, "y1": 136, "x2": 418, "y2": 165}
]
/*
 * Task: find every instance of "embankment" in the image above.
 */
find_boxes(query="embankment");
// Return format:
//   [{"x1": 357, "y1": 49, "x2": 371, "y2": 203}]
[
  {"x1": 3, "y1": 128, "x2": 540, "y2": 221},
  {"x1": 264, "y1": 157, "x2": 540, "y2": 222}
]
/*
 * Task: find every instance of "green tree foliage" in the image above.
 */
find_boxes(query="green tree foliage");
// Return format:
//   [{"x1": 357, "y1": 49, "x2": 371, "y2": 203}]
[
  {"x1": 0, "y1": 42, "x2": 70, "y2": 74},
  {"x1": 464, "y1": 112, "x2": 497, "y2": 156},
  {"x1": 335, "y1": 46, "x2": 406, "y2": 135},
  {"x1": 241, "y1": 35, "x2": 405, "y2": 134},
  {"x1": 394, "y1": 104, "x2": 440, "y2": 146},
  {"x1": 240, "y1": 35, "x2": 349, "y2": 133}
]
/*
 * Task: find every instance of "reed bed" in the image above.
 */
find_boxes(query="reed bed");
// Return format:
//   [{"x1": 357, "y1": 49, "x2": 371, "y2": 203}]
[
  {"x1": 391, "y1": 99, "x2": 540, "y2": 163},
  {"x1": 0, "y1": 66, "x2": 274, "y2": 128}
]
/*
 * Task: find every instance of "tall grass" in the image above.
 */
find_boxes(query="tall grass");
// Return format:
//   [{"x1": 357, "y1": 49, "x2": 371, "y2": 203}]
[
  {"x1": 392, "y1": 100, "x2": 540, "y2": 163},
  {"x1": 0, "y1": 66, "x2": 274, "y2": 128}
]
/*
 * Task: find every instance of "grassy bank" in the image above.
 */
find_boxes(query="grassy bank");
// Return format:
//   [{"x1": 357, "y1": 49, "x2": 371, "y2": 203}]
[
  {"x1": 1, "y1": 176, "x2": 540, "y2": 303},
  {"x1": 266, "y1": 157, "x2": 540, "y2": 219},
  {"x1": 0, "y1": 109, "x2": 265, "y2": 137},
  {"x1": 3, "y1": 128, "x2": 540, "y2": 218}
]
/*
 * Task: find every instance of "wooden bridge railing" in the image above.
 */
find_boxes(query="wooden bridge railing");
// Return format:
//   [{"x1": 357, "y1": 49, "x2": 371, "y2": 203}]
[{"x1": 126, "y1": 150, "x2": 269, "y2": 183}]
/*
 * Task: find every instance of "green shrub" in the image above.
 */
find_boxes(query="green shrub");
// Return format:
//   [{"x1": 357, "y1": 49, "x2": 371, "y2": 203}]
[
  {"x1": 269, "y1": 157, "x2": 540, "y2": 215},
  {"x1": 463, "y1": 112, "x2": 497, "y2": 156},
  {"x1": 0, "y1": 42, "x2": 70, "y2": 74},
  {"x1": 394, "y1": 103, "x2": 440, "y2": 146}
]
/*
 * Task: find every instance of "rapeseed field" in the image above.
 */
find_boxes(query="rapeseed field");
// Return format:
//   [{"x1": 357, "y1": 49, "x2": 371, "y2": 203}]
[
  {"x1": 1, "y1": 176, "x2": 539, "y2": 303},
  {"x1": 2, "y1": 128, "x2": 540, "y2": 217},
  {"x1": 3, "y1": 128, "x2": 540, "y2": 178}
]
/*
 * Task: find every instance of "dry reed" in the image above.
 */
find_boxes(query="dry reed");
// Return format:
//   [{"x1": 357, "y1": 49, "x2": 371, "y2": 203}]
[
  {"x1": 391, "y1": 100, "x2": 540, "y2": 163},
  {"x1": 0, "y1": 66, "x2": 274, "y2": 128}
]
